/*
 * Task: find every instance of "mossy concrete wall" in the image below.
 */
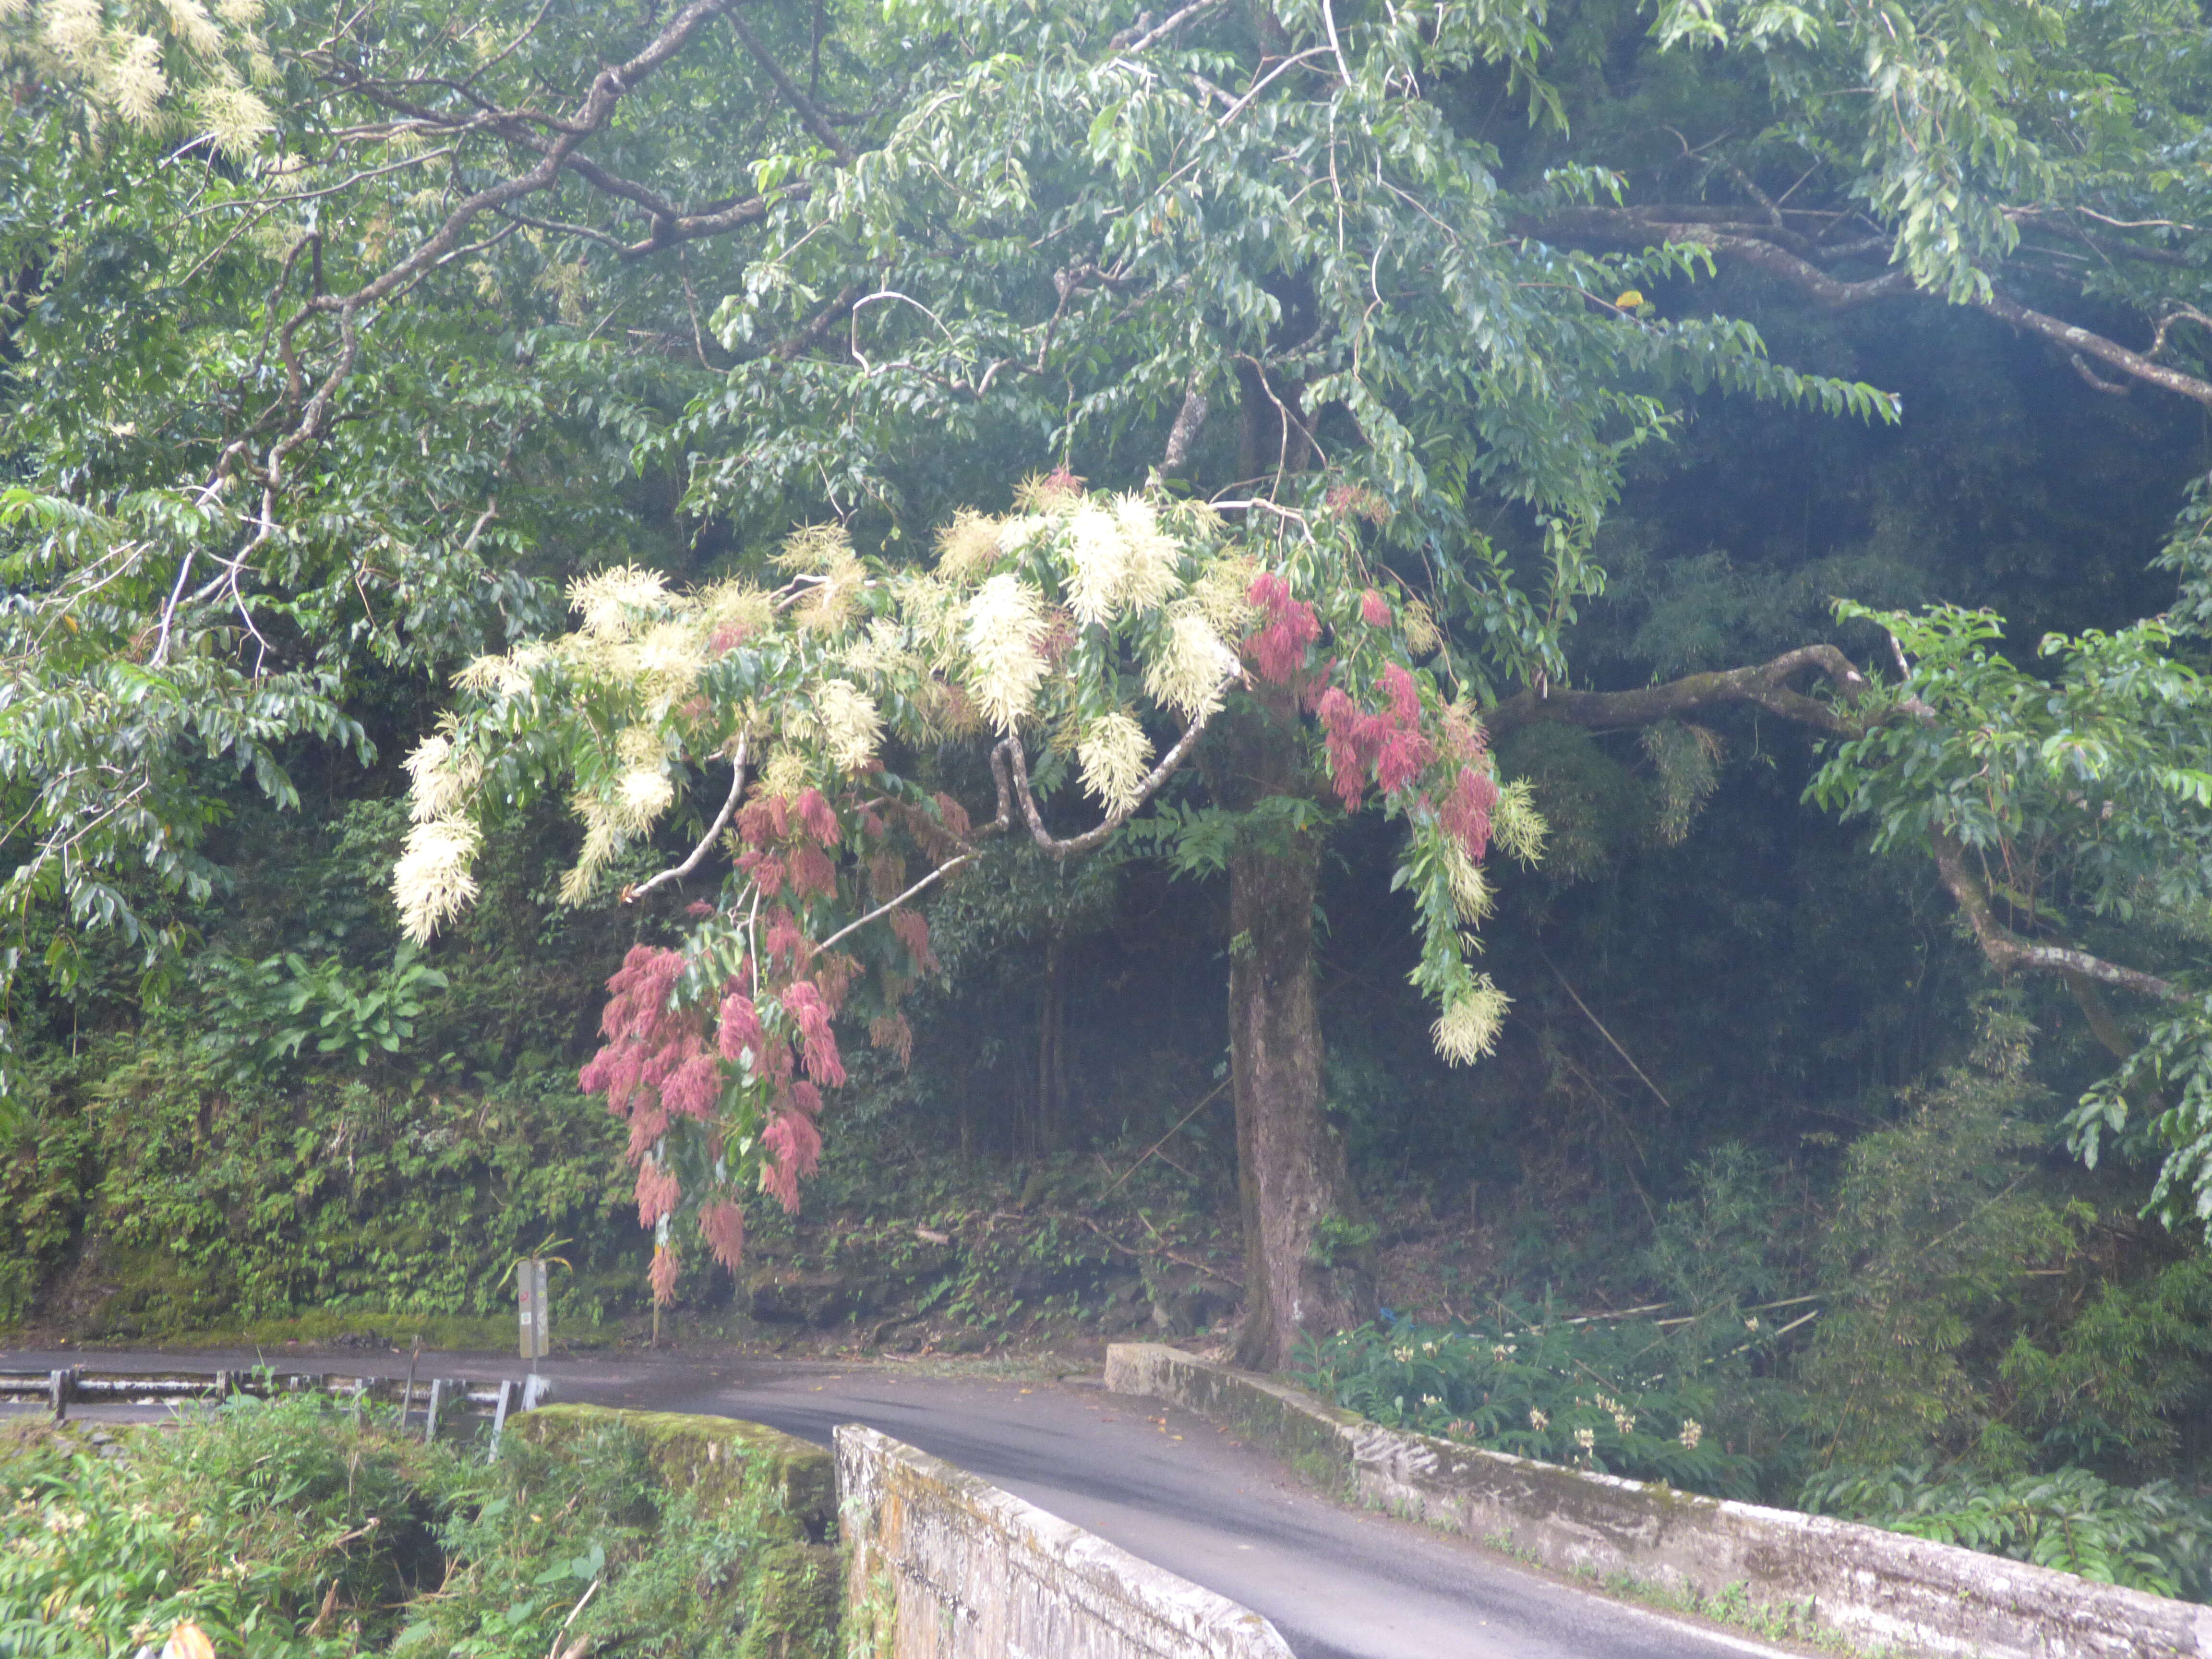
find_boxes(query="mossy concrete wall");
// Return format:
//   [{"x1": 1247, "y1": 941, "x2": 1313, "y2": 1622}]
[
  {"x1": 1106, "y1": 1342, "x2": 2211, "y2": 1659},
  {"x1": 835, "y1": 1423, "x2": 1294, "y2": 1659}
]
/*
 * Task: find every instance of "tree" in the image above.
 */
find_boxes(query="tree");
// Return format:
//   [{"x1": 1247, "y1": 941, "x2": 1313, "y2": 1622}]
[{"x1": 400, "y1": 485, "x2": 1546, "y2": 1358}]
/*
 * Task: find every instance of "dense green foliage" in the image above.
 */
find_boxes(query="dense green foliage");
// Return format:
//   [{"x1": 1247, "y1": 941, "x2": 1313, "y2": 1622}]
[
  {"x1": 0, "y1": 1395, "x2": 837, "y2": 1656},
  {"x1": 4, "y1": 0, "x2": 2212, "y2": 1606}
]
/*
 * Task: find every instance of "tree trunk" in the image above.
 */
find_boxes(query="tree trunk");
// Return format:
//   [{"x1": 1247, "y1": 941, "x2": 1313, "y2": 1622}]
[
  {"x1": 1036, "y1": 936, "x2": 1066, "y2": 1152},
  {"x1": 1227, "y1": 828, "x2": 1371, "y2": 1370}
]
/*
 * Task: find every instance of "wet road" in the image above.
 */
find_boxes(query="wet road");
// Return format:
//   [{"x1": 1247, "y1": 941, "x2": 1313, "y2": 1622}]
[{"x1": 1, "y1": 1347, "x2": 1809, "y2": 1659}]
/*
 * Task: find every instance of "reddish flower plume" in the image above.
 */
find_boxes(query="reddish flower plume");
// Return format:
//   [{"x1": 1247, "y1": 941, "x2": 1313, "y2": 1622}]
[
  {"x1": 737, "y1": 848, "x2": 786, "y2": 898},
  {"x1": 699, "y1": 1199, "x2": 747, "y2": 1272},
  {"x1": 1439, "y1": 766, "x2": 1500, "y2": 861},
  {"x1": 1245, "y1": 573, "x2": 1322, "y2": 685},
  {"x1": 889, "y1": 908, "x2": 938, "y2": 974},
  {"x1": 781, "y1": 981, "x2": 846, "y2": 1087},
  {"x1": 648, "y1": 1243, "x2": 681, "y2": 1306},
  {"x1": 933, "y1": 792, "x2": 972, "y2": 842},
  {"x1": 716, "y1": 993, "x2": 763, "y2": 1064},
  {"x1": 1360, "y1": 589, "x2": 1392, "y2": 629},
  {"x1": 661, "y1": 1053, "x2": 721, "y2": 1120},
  {"x1": 636, "y1": 1160, "x2": 681, "y2": 1229},
  {"x1": 760, "y1": 1109, "x2": 824, "y2": 1212},
  {"x1": 787, "y1": 842, "x2": 838, "y2": 900},
  {"x1": 763, "y1": 909, "x2": 805, "y2": 974},
  {"x1": 797, "y1": 787, "x2": 841, "y2": 848}
]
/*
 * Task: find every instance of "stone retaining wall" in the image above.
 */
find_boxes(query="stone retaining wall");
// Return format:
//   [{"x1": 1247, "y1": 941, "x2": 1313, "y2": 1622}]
[
  {"x1": 835, "y1": 1422, "x2": 1294, "y2": 1659},
  {"x1": 1105, "y1": 1342, "x2": 2210, "y2": 1659}
]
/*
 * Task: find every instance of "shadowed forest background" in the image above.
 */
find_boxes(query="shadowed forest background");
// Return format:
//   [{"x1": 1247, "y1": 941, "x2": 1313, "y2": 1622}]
[{"x1": 8, "y1": 0, "x2": 2212, "y2": 1600}]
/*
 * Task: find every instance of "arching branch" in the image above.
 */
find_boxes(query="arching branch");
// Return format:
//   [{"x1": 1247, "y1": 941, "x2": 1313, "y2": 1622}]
[
  {"x1": 995, "y1": 681, "x2": 1234, "y2": 857},
  {"x1": 1931, "y1": 832, "x2": 2187, "y2": 1003},
  {"x1": 625, "y1": 737, "x2": 750, "y2": 902},
  {"x1": 1486, "y1": 645, "x2": 1871, "y2": 738}
]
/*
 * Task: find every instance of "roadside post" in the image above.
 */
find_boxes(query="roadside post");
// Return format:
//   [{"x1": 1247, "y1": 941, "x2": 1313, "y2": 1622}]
[{"x1": 518, "y1": 1256, "x2": 551, "y2": 1359}]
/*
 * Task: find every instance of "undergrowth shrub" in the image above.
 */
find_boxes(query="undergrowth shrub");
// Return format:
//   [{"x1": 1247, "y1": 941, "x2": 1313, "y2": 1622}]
[
  {"x1": 0, "y1": 1392, "x2": 836, "y2": 1655},
  {"x1": 1294, "y1": 1307, "x2": 1764, "y2": 1499},
  {"x1": 1802, "y1": 1464, "x2": 2212, "y2": 1601}
]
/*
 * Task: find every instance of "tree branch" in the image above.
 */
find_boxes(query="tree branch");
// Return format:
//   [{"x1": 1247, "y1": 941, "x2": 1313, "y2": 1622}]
[
  {"x1": 726, "y1": 9, "x2": 856, "y2": 167},
  {"x1": 1976, "y1": 290, "x2": 2212, "y2": 409},
  {"x1": 625, "y1": 738, "x2": 750, "y2": 902},
  {"x1": 998, "y1": 683, "x2": 1231, "y2": 857},
  {"x1": 1487, "y1": 645, "x2": 1871, "y2": 738},
  {"x1": 1525, "y1": 208, "x2": 1915, "y2": 309},
  {"x1": 1931, "y1": 832, "x2": 2186, "y2": 1003}
]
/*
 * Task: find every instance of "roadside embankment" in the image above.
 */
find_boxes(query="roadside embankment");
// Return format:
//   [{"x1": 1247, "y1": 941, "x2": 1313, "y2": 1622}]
[
  {"x1": 1105, "y1": 1341, "x2": 2207, "y2": 1659},
  {"x1": 835, "y1": 1421, "x2": 1296, "y2": 1659}
]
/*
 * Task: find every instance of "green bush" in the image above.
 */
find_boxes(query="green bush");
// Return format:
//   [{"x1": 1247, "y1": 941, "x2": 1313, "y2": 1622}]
[
  {"x1": 1294, "y1": 1309, "x2": 1764, "y2": 1499},
  {"x1": 0, "y1": 1392, "x2": 839, "y2": 1656},
  {"x1": 1802, "y1": 1463, "x2": 2212, "y2": 1601}
]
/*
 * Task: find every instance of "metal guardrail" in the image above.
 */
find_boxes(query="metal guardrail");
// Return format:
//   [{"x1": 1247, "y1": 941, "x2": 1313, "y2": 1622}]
[{"x1": 0, "y1": 1366, "x2": 552, "y2": 1449}]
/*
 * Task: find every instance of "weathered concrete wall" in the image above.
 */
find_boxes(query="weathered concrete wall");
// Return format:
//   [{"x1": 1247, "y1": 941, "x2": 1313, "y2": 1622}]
[
  {"x1": 836, "y1": 1423, "x2": 1294, "y2": 1659},
  {"x1": 1106, "y1": 1342, "x2": 2212, "y2": 1659}
]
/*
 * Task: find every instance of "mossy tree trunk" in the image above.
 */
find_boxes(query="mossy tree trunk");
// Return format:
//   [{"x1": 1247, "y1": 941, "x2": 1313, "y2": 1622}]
[{"x1": 1216, "y1": 703, "x2": 1372, "y2": 1371}]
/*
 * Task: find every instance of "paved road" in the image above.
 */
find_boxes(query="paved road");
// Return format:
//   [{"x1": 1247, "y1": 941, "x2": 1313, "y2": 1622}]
[{"x1": 2, "y1": 1347, "x2": 1807, "y2": 1659}]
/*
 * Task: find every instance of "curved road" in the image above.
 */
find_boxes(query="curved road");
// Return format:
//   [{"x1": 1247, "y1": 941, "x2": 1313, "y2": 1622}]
[{"x1": 1, "y1": 1347, "x2": 1811, "y2": 1659}]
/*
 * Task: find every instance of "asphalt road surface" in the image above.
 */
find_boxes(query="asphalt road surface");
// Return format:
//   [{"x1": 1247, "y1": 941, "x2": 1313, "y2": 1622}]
[{"x1": 1, "y1": 1347, "x2": 1812, "y2": 1659}]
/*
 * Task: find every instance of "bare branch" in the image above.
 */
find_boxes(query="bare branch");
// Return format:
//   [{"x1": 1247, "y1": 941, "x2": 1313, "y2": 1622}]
[
  {"x1": 1118, "y1": 0, "x2": 1222, "y2": 52},
  {"x1": 1487, "y1": 644, "x2": 1871, "y2": 738},
  {"x1": 726, "y1": 8, "x2": 856, "y2": 167},
  {"x1": 814, "y1": 849, "x2": 975, "y2": 956},
  {"x1": 1977, "y1": 290, "x2": 2212, "y2": 408},
  {"x1": 625, "y1": 738, "x2": 750, "y2": 902},
  {"x1": 1931, "y1": 832, "x2": 2187, "y2": 1003},
  {"x1": 1162, "y1": 381, "x2": 1211, "y2": 472},
  {"x1": 1000, "y1": 680, "x2": 1232, "y2": 857}
]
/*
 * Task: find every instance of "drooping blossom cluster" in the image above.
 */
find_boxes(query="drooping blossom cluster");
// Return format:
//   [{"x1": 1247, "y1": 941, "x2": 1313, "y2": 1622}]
[
  {"x1": 1245, "y1": 573, "x2": 1322, "y2": 685},
  {"x1": 1315, "y1": 664, "x2": 1435, "y2": 809}
]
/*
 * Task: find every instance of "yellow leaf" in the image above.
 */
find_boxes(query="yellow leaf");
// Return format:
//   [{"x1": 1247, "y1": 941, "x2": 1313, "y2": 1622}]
[
  {"x1": 164, "y1": 1623, "x2": 216, "y2": 1659},
  {"x1": 1614, "y1": 289, "x2": 1645, "y2": 310}
]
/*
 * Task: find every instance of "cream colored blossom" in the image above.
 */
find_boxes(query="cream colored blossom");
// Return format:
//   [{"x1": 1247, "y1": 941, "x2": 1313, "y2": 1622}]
[
  {"x1": 570, "y1": 566, "x2": 670, "y2": 637},
  {"x1": 615, "y1": 769, "x2": 674, "y2": 831},
  {"x1": 962, "y1": 573, "x2": 1047, "y2": 733},
  {"x1": 1440, "y1": 838, "x2": 1492, "y2": 923},
  {"x1": 778, "y1": 524, "x2": 865, "y2": 635},
  {"x1": 1401, "y1": 598, "x2": 1441, "y2": 655},
  {"x1": 404, "y1": 733, "x2": 480, "y2": 823},
  {"x1": 1110, "y1": 493, "x2": 1182, "y2": 616},
  {"x1": 43, "y1": 0, "x2": 105, "y2": 70},
  {"x1": 1187, "y1": 553, "x2": 1259, "y2": 637},
  {"x1": 1143, "y1": 608, "x2": 1237, "y2": 720},
  {"x1": 1491, "y1": 779, "x2": 1547, "y2": 864},
  {"x1": 1431, "y1": 978, "x2": 1510, "y2": 1066},
  {"x1": 1064, "y1": 504, "x2": 1130, "y2": 629},
  {"x1": 394, "y1": 817, "x2": 481, "y2": 943},
  {"x1": 163, "y1": 0, "x2": 224, "y2": 56},
  {"x1": 190, "y1": 80, "x2": 274, "y2": 159},
  {"x1": 106, "y1": 34, "x2": 167, "y2": 126},
  {"x1": 935, "y1": 510, "x2": 1005, "y2": 582},
  {"x1": 817, "y1": 680, "x2": 883, "y2": 772},
  {"x1": 758, "y1": 746, "x2": 812, "y2": 802},
  {"x1": 1077, "y1": 711, "x2": 1154, "y2": 817}
]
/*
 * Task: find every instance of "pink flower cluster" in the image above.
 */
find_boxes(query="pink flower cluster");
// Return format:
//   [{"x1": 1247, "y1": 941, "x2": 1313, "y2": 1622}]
[
  {"x1": 1315, "y1": 664, "x2": 1434, "y2": 809},
  {"x1": 1246, "y1": 573, "x2": 1322, "y2": 685}
]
